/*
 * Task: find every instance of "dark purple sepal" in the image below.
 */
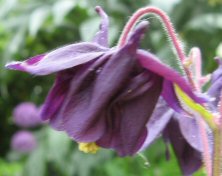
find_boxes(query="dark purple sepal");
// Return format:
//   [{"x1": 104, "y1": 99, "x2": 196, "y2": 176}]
[
  {"x1": 163, "y1": 118, "x2": 202, "y2": 176},
  {"x1": 41, "y1": 69, "x2": 77, "y2": 121},
  {"x1": 140, "y1": 97, "x2": 174, "y2": 151},
  {"x1": 161, "y1": 80, "x2": 184, "y2": 113},
  {"x1": 6, "y1": 43, "x2": 108, "y2": 75},
  {"x1": 93, "y1": 6, "x2": 109, "y2": 47},
  {"x1": 137, "y1": 50, "x2": 207, "y2": 105},
  {"x1": 208, "y1": 57, "x2": 222, "y2": 107},
  {"x1": 97, "y1": 72, "x2": 163, "y2": 156}
]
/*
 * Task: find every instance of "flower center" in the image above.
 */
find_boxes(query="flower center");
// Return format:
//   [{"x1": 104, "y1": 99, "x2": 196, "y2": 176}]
[{"x1": 78, "y1": 142, "x2": 100, "y2": 154}]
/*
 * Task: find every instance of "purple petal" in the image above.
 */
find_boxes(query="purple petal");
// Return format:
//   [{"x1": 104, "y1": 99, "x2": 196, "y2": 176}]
[
  {"x1": 41, "y1": 69, "x2": 77, "y2": 121},
  {"x1": 49, "y1": 53, "x2": 111, "y2": 135},
  {"x1": 140, "y1": 97, "x2": 174, "y2": 151},
  {"x1": 97, "y1": 72, "x2": 163, "y2": 156},
  {"x1": 210, "y1": 57, "x2": 222, "y2": 83},
  {"x1": 6, "y1": 42, "x2": 109, "y2": 75},
  {"x1": 137, "y1": 50, "x2": 207, "y2": 104},
  {"x1": 163, "y1": 118, "x2": 202, "y2": 175},
  {"x1": 6, "y1": 54, "x2": 45, "y2": 72},
  {"x1": 176, "y1": 114, "x2": 213, "y2": 153},
  {"x1": 93, "y1": 6, "x2": 109, "y2": 47},
  {"x1": 208, "y1": 58, "x2": 222, "y2": 107},
  {"x1": 161, "y1": 80, "x2": 184, "y2": 113}
]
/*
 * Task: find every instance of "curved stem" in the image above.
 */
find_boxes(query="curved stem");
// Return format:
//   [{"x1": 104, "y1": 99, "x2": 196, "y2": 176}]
[
  {"x1": 117, "y1": 6, "x2": 198, "y2": 90},
  {"x1": 197, "y1": 118, "x2": 212, "y2": 176},
  {"x1": 118, "y1": 6, "x2": 186, "y2": 62},
  {"x1": 212, "y1": 93, "x2": 222, "y2": 176},
  {"x1": 213, "y1": 127, "x2": 221, "y2": 176}
]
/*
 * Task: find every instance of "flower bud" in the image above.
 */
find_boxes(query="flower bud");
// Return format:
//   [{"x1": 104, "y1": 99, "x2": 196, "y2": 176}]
[
  {"x1": 11, "y1": 131, "x2": 37, "y2": 153},
  {"x1": 13, "y1": 102, "x2": 42, "y2": 128}
]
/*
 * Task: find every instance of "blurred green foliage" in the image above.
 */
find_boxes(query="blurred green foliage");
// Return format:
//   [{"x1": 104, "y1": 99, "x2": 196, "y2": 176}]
[{"x1": 0, "y1": 0, "x2": 222, "y2": 175}]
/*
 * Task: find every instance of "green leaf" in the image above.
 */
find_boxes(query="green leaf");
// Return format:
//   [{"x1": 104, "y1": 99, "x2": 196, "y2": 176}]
[
  {"x1": 186, "y1": 14, "x2": 222, "y2": 32},
  {"x1": 216, "y1": 42, "x2": 222, "y2": 57},
  {"x1": 0, "y1": 159, "x2": 22, "y2": 176},
  {"x1": 80, "y1": 17, "x2": 101, "y2": 42},
  {"x1": 7, "y1": 25, "x2": 26, "y2": 54},
  {"x1": 52, "y1": 0, "x2": 76, "y2": 25},
  {"x1": 28, "y1": 6, "x2": 50, "y2": 36},
  {"x1": 46, "y1": 128, "x2": 71, "y2": 169},
  {"x1": 24, "y1": 146, "x2": 46, "y2": 176},
  {"x1": 0, "y1": 0, "x2": 18, "y2": 19}
]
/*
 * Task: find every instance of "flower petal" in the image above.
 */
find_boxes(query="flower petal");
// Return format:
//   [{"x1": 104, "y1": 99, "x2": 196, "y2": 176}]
[
  {"x1": 210, "y1": 57, "x2": 222, "y2": 83},
  {"x1": 208, "y1": 57, "x2": 222, "y2": 107},
  {"x1": 41, "y1": 69, "x2": 77, "y2": 121},
  {"x1": 176, "y1": 113, "x2": 213, "y2": 154},
  {"x1": 93, "y1": 6, "x2": 109, "y2": 47},
  {"x1": 97, "y1": 70, "x2": 163, "y2": 156},
  {"x1": 137, "y1": 50, "x2": 206, "y2": 104},
  {"x1": 163, "y1": 118, "x2": 202, "y2": 175},
  {"x1": 140, "y1": 97, "x2": 174, "y2": 151},
  {"x1": 161, "y1": 80, "x2": 184, "y2": 112},
  {"x1": 49, "y1": 53, "x2": 111, "y2": 133},
  {"x1": 6, "y1": 42, "x2": 109, "y2": 75}
]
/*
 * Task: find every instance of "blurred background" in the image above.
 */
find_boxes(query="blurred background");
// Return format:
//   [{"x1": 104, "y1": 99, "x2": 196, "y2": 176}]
[{"x1": 0, "y1": 0, "x2": 222, "y2": 175}]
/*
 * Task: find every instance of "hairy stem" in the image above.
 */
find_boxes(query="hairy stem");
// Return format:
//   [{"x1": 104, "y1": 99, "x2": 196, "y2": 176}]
[
  {"x1": 197, "y1": 118, "x2": 212, "y2": 176},
  {"x1": 117, "y1": 6, "x2": 197, "y2": 89},
  {"x1": 118, "y1": 6, "x2": 185, "y2": 61},
  {"x1": 213, "y1": 94, "x2": 222, "y2": 176},
  {"x1": 213, "y1": 127, "x2": 222, "y2": 176}
]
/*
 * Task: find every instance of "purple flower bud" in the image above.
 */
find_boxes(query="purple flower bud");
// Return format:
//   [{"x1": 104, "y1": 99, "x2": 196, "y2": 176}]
[
  {"x1": 13, "y1": 102, "x2": 42, "y2": 128},
  {"x1": 11, "y1": 131, "x2": 37, "y2": 153}
]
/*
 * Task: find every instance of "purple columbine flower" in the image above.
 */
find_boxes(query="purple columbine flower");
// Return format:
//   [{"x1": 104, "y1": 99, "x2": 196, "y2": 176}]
[
  {"x1": 6, "y1": 7, "x2": 205, "y2": 156},
  {"x1": 13, "y1": 102, "x2": 42, "y2": 128},
  {"x1": 11, "y1": 130, "x2": 37, "y2": 153}
]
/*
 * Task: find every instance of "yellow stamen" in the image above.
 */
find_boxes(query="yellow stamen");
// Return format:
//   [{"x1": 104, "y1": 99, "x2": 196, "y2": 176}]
[{"x1": 78, "y1": 142, "x2": 100, "y2": 154}]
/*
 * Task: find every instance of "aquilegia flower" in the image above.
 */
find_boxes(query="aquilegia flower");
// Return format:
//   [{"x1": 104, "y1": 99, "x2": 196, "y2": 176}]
[
  {"x1": 6, "y1": 7, "x2": 206, "y2": 157},
  {"x1": 11, "y1": 130, "x2": 37, "y2": 153},
  {"x1": 13, "y1": 102, "x2": 42, "y2": 128}
]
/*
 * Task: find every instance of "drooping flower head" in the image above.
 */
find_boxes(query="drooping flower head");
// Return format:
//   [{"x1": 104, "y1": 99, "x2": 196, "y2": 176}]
[
  {"x1": 6, "y1": 6, "x2": 207, "y2": 158},
  {"x1": 13, "y1": 102, "x2": 42, "y2": 128},
  {"x1": 11, "y1": 130, "x2": 37, "y2": 153}
]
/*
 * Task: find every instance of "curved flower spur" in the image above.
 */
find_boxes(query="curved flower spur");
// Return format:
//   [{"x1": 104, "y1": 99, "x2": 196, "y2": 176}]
[{"x1": 5, "y1": 5, "x2": 214, "y2": 168}]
